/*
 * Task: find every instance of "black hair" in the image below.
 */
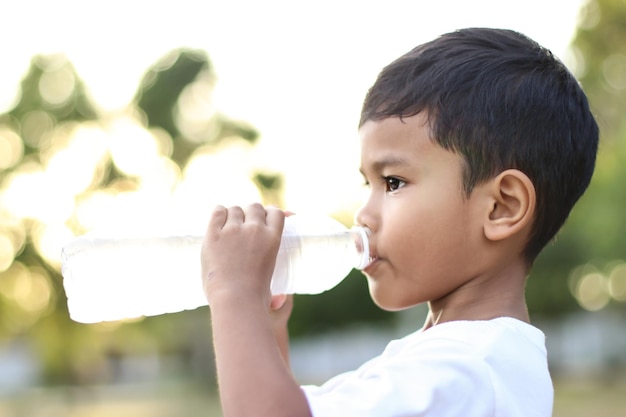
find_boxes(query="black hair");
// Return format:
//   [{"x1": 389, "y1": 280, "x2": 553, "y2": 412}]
[{"x1": 360, "y1": 27, "x2": 599, "y2": 262}]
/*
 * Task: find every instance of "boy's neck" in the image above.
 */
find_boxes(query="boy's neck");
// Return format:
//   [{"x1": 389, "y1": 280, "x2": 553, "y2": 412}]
[{"x1": 422, "y1": 261, "x2": 530, "y2": 330}]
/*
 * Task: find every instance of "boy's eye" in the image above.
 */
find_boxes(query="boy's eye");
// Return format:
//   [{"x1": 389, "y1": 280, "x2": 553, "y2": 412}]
[{"x1": 384, "y1": 176, "x2": 404, "y2": 192}]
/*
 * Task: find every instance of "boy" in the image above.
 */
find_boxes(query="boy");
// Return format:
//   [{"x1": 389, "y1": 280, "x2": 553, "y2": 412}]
[{"x1": 201, "y1": 28, "x2": 598, "y2": 416}]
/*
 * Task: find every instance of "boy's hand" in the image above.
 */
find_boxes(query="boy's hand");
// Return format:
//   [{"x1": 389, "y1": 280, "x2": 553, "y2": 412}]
[
  {"x1": 201, "y1": 203, "x2": 285, "y2": 306},
  {"x1": 203, "y1": 205, "x2": 310, "y2": 417}
]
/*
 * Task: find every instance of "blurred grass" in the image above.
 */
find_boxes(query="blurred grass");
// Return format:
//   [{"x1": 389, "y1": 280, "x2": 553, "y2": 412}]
[
  {"x1": 553, "y1": 376, "x2": 626, "y2": 417},
  {"x1": 1, "y1": 376, "x2": 624, "y2": 416},
  {"x1": 0, "y1": 382, "x2": 222, "y2": 417}
]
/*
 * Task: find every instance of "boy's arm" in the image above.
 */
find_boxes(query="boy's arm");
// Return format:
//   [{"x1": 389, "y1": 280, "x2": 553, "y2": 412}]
[
  {"x1": 202, "y1": 205, "x2": 312, "y2": 417},
  {"x1": 210, "y1": 294, "x2": 308, "y2": 416}
]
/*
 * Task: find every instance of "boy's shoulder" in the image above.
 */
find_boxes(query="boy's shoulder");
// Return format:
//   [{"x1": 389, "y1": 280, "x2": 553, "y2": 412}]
[
  {"x1": 396, "y1": 317, "x2": 546, "y2": 359},
  {"x1": 392, "y1": 318, "x2": 552, "y2": 402}
]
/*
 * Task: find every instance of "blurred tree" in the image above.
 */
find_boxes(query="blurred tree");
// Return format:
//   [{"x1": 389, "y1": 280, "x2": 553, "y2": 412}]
[
  {"x1": 133, "y1": 48, "x2": 282, "y2": 205},
  {"x1": 0, "y1": 48, "x2": 283, "y2": 384},
  {"x1": 526, "y1": 0, "x2": 626, "y2": 317},
  {"x1": 0, "y1": 54, "x2": 99, "y2": 384},
  {"x1": 573, "y1": 0, "x2": 626, "y2": 140},
  {"x1": 0, "y1": 54, "x2": 97, "y2": 170},
  {"x1": 570, "y1": 0, "x2": 626, "y2": 241},
  {"x1": 135, "y1": 49, "x2": 207, "y2": 140},
  {"x1": 134, "y1": 49, "x2": 260, "y2": 166}
]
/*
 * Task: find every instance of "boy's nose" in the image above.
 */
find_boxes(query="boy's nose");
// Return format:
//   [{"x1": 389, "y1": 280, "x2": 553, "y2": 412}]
[{"x1": 355, "y1": 201, "x2": 376, "y2": 232}]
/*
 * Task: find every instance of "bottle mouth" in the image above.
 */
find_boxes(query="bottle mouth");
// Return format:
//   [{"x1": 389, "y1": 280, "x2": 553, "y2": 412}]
[{"x1": 351, "y1": 226, "x2": 371, "y2": 270}]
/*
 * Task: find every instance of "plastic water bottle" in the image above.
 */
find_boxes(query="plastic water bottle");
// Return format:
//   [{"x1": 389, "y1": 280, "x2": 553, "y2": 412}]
[{"x1": 61, "y1": 215, "x2": 370, "y2": 324}]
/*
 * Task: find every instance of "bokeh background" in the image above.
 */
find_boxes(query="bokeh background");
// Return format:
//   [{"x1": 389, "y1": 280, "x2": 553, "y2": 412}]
[{"x1": 0, "y1": 0, "x2": 625, "y2": 416}]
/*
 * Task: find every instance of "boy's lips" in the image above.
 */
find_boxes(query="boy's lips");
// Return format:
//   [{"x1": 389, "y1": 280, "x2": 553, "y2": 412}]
[{"x1": 363, "y1": 253, "x2": 380, "y2": 273}]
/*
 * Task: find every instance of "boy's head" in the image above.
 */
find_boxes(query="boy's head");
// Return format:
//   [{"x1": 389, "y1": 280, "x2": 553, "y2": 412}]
[{"x1": 360, "y1": 27, "x2": 598, "y2": 263}]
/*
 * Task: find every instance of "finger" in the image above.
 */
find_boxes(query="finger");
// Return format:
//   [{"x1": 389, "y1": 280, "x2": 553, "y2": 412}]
[
  {"x1": 245, "y1": 202, "x2": 267, "y2": 224},
  {"x1": 270, "y1": 294, "x2": 287, "y2": 310},
  {"x1": 208, "y1": 205, "x2": 228, "y2": 230},
  {"x1": 266, "y1": 206, "x2": 286, "y2": 230},
  {"x1": 226, "y1": 205, "x2": 245, "y2": 224}
]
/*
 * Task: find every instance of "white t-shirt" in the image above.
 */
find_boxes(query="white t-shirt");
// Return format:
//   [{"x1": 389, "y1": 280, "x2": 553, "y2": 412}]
[{"x1": 301, "y1": 317, "x2": 553, "y2": 417}]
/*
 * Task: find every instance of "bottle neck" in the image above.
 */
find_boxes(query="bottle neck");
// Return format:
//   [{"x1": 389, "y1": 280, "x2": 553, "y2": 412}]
[{"x1": 350, "y1": 226, "x2": 371, "y2": 270}]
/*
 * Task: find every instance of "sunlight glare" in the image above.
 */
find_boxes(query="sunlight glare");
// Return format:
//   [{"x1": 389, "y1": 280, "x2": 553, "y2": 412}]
[
  {"x1": 173, "y1": 143, "x2": 261, "y2": 234},
  {"x1": 138, "y1": 155, "x2": 181, "y2": 193},
  {"x1": 73, "y1": 189, "x2": 116, "y2": 232},
  {"x1": 20, "y1": 110, "x2": 54, "y2": 149},
  {"x1": 31, "y1": 222, "x2": 74, "y2": 267},
  {"x1": 47, "y1": 148, "x2": 98, "y2": 198},
  {"x1": 107, "y1": 118, "x2": 161, "y2": 177},
  {"x1": 0, "y1": 262, "x2": 29, "y2": 301},
  {"x1": 2, "y1": 163, "x2": 46, "y2": 220},
  {"x1": 2, "y1": 146, "x2": 88, "y2": 225},
  {"x1": 0, "y1": 261, "x2": 54, "y2": 327},
  {"x1": 46, "y1": 123, "x2": 109, "y2": 196},
  {"x1": 608, "y1": 262, "x2": 626, "y2": 302},
  {"x1": 15, "y1": 266, "x2": 53, "y2": 315},
  {"x1": 175, "y1": 73, "x2": 217, "y2": 142},
  {"x1": 602, "y1": 54, "x2": 626, "y2": 91},
  {"x1": 150, "y1": 127, "x2": 174, "y2": 158},
  {"x1": 38, "y1": 65, "x2": 76, "y2": 106},
  {"x1": 75, "y1": 186, "x2": 181, "y2": 236},
  {"x1": 575, "y1": 272, "x2": 610, "y2": 311},
  {"x1": 0, "y1": 233, "x2": 15, "y2": 272},
  {"x1": 0, "y1": 128, "x2": 24, "y2": 169}
]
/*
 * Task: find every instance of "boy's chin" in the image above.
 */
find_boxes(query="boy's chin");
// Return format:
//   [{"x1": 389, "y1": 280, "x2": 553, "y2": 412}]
[{"x1": 368, "y1": 286, "x2": 422, "y2": 312}]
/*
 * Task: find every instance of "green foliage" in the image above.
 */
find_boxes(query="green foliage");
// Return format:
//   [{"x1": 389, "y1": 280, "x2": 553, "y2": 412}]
[
  {"x1": 526, "y1": 0, "x2": 626, "y2": 317},
  {"x1": 135, "y1": 49, "x2": 209, "y2": 139},
  {"x1": 574, "y1": 0, "x2": 626, "y2": 139},
  {"x1": 9, "y1": 55, "x2": 97, "y2": 123},
  {"x1": 0, "y1": 55, "x2": 97, "y2": 163},
  {"x1": 134, "y1": 49, "x2": 259, "y2": 167},
  {"x1": 571, "y1": 0, "x2": 626, "y2": 263},
  {"x1": 0, "y1": 57, "x2": 99, "y2": 384},
  {"x1": 253, "y1": 172, "x2": 284, "y2": 207}
]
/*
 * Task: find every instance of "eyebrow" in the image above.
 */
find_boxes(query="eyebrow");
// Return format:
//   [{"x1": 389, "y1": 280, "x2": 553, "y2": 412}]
[{"x1": 359, "y1": 155, "x2": 412, "y2": 175}]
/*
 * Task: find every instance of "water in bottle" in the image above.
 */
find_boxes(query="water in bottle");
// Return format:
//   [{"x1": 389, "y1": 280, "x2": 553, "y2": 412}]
[{"x1": 61, "y1": 215, "x2": 370, "y2": 324}]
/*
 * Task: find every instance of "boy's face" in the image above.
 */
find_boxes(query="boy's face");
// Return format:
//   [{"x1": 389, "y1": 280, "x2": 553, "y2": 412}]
[{"x1": 357, "y1": 113, "x2": 489, "y2": 311}]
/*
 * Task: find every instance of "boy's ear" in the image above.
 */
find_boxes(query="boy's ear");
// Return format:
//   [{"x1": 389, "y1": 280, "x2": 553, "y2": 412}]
[{"x1": 483, "y1": 169, "x2": 536, "y2": 242}]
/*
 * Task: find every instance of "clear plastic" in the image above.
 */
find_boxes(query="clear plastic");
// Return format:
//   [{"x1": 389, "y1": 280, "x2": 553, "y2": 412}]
[{"x1": 61, "y1": 215, "x2": 370, "y2": 323}]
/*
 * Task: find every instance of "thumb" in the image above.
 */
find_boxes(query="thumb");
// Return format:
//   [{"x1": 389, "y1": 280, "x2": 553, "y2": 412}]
[{"x1": 270, "y1": 294, "x2": 288, "y2": 310}]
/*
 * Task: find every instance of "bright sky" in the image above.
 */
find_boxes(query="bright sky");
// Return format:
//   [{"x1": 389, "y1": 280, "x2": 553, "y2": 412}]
[{"x1": 1, "y1": 0, "x2": 586, "y2": 217}]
